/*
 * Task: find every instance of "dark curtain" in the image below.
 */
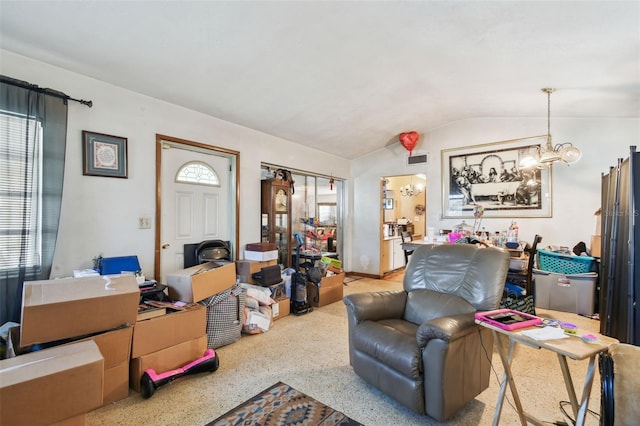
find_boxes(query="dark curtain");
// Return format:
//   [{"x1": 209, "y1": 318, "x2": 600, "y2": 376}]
[
  {"x1": 0, "y1": 77, "x2": 68, "y2": 326},
  {"x1": 600, "y1": 148, "x2": 640, "y2": 345}
]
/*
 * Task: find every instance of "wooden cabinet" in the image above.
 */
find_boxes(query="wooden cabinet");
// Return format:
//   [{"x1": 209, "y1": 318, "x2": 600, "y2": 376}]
[
  {"x1": 382, "y1": 240, "x2": 393, "y2": 273},
  {"x1": 261, "y1": 179, "x2": 292, "y2": 267}
]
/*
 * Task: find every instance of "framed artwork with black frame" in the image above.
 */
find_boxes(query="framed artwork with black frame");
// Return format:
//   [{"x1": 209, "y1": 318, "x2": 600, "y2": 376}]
[
  {"x1": 82, "y1": 130, "x2": 128, "y2": 178},
  {"x1": 441, "y1": 136, "x2": 552, "y2": 218}
]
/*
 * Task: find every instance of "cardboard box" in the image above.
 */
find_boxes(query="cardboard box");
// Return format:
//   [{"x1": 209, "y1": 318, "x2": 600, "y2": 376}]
[
  {"x1": 7, "y1": 325, "x2": 132, "y2": 363},
  {"x1": 268, "y1": 282, "x2": 286, "y2": 299},
  {"x1": 327, "y1": 264, "x2": 344, "y2": 274},
  {"x1": 307, "y1": 272, "x2": 345, "y2": 307},
  {"x1": 130, "y1": 334, "x2": 208, "y2": 392},
  {"x1": 246, "y1": 242, "x2": 277, "y2": 252},
  {"x1": 236, "y1": 259, "x2": 278, "y2": 284},
  {"x1": 7, "y1": 325, "x2": 132, "y2": 406},
  {"x1": 590, "y1": 235, "x2": 601, "y2": 258},
  {"x1": 82, "y1": 327, "x2": 132, "y2": 404},
  {"x1": 533, "y1": 269, "x2": 597, "y2": 316},
  {"x1": 272, "y1": 298, "x2": 290, "y2": 320},
  {"x1": 244, "y1": 250, "x2": 278, "y2": 261},
  {"x1": 20, "y1": 275, "x2": 139, "y2": 346},
  {"x1": 78, "y1": 325, "x2": 133, "y2": 369},
  {"x1": 51, "y1": 413, "x2": 86, "y2": 426},
  {"x1": 131, "y1": 305, "x2": 206, "y2": 358},
  {"x1": 167, "y1": 261, "x2": 236, "y2": 303},
  {"x1": 104, "y1": 361, "x2": 130, "y2": 404},
  {"x1": 0, "y1": 340, "x2": 104, "y2": 426},
  {"x1": 73, "y1": 325, "x2": 133, "y2": 405}
]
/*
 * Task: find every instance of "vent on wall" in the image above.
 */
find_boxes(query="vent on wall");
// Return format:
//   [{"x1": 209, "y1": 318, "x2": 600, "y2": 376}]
[{"x1": 407, "y1": 153, "x2": 428, "y2": 166}]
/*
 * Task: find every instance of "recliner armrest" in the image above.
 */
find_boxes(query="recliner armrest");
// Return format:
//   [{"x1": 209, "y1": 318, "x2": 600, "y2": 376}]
[
  {"x1": 343, "y1": 291, "x2": 406, "y2": 323},
  {"x1": 416, "y1": 313, "x2": 477, "y2": 347}
]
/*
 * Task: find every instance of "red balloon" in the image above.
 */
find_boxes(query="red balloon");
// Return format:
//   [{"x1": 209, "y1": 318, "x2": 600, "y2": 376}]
[{"x1": 399, "y1": 131, "x2": 419, "y2": 156}]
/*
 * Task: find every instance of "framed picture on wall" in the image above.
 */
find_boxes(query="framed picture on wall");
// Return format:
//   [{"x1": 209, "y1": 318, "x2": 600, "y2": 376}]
[
  {"x1": 383, "y1": 198, "x2": 394, "y2": 210},
  {"x1": 82, "y1": 130, "x2": 128, "y2": 178},
  {"x1": 441, "y1": 136, "x2": 552, "y2": 218}
]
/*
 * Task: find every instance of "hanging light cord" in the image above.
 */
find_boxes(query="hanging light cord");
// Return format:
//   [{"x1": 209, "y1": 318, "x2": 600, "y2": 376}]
[
  {"x1": 543, "y1": 87, "x2": 555, "y2": 150},
  {"x1": 547, "y1": 89, "x2": 551, "y2": 139}
]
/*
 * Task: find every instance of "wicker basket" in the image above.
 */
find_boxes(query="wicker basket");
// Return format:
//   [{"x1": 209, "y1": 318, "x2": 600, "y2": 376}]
[{"x1": 537, "y1": 249, "x2": 595, "y2": 274}]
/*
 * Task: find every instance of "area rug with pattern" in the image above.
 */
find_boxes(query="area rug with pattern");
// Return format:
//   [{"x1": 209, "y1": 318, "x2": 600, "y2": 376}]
[{"x1": 206, "y1": 381, "x2": 363, "y2": 426}]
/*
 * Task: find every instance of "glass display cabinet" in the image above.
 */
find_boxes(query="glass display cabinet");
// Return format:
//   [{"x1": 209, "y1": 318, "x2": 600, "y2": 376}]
[{"x1": 261, "y1": 179, "x2": 292, "y2": 267}]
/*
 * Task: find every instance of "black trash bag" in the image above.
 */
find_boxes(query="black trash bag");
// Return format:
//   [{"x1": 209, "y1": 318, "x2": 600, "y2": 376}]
[
  {"x1": 573, "y1": 241, "x2": 588, "y2": 256},
  {"x1": 306, "y1": 267, "x2": 323, "y2": 285}
]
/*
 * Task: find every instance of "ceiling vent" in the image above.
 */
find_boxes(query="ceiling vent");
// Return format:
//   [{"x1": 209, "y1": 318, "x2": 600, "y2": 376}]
[{"x1": 407, "y1": 152, "x2": 428, "y2": 166}]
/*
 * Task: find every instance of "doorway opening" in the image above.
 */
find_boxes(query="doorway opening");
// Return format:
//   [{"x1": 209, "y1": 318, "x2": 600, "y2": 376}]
[
  {"x1": 380, "y1": 174, "x2": 426, "y2": 275},
  {"x1": 261, "y1": 164, "x2": 344, "y2": 266}
]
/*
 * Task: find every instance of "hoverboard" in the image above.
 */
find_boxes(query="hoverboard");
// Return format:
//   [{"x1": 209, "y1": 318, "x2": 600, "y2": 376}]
[{"x1": 140, "y1": 348, "x2": 219, "y2": 398}]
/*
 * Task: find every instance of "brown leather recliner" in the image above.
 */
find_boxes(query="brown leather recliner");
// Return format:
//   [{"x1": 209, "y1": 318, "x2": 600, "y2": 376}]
[{"x1": 343, "y1": 243, "x2": 510, "y2": 421}]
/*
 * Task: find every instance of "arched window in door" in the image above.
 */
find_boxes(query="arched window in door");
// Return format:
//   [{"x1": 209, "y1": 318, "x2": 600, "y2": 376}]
[{"x1": 175, "y1": 161, "x2": 220, "y2": 186}]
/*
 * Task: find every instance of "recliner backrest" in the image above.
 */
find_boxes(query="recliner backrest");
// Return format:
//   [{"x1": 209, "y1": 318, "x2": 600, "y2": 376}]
[
  {"x1": 404, "y1": 289, "x2": 476, "y2": 325},
  {"x1": 403, "y1": 244, "x2": 509, "y2": 311}
]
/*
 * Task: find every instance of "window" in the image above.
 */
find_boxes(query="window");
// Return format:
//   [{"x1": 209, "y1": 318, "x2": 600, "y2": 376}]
[
  {"x1": 0, "y1": 110, "x2": 43, "y2": 270},
  {"x1": 176, "y1": 161, "x2": 220, "y2": 186}
]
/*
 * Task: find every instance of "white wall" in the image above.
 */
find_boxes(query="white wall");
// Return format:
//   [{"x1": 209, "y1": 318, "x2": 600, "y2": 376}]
[
  {"x1": 3, "y1": 49, "x2": 638, "y2": 278},
  {"x1": 351, "y1": 117, "x2": 640, "y2": 275},
  {"x1": 1, "y1": 50, "x2": 352, "y2": 278}
]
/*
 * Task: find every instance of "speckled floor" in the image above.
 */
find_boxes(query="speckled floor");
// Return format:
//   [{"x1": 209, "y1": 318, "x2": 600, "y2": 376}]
[{"x1": 87, "y1": 277, "x2": 604, "y2": 426}]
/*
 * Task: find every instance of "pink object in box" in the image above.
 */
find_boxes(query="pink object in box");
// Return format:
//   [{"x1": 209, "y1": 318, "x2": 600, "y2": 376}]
[{"x1": 448, "y1": 232, "x2": 463, "y2": 243}]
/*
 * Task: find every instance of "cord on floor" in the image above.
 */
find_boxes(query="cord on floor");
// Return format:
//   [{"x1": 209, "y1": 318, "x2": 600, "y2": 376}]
[
  {"x1": 559, "y1": 400, "x2": 600, "y2": 424},
  {"x1": 477, "y1": 329, "x2": 572, "y2": 426}
]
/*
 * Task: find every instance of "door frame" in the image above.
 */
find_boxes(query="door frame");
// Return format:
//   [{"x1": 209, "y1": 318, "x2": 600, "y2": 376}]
[
  {"x1": 380, "y1": 173, "x2": 427, "y2": 275},
  {"x1": 154, "y1": 134, "x2": 240, "y2": 280}
]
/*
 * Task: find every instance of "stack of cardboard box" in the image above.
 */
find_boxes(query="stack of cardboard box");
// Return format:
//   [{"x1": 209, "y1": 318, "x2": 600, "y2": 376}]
[
  {"x1": 235, "y1": 258, "x2": 291, "y2": 321},
  {"x1": 2, "y1": 257, "x2": 301, "y2": 424},
  {"x1": 1, "y1": 274, "x2": 140, "y2": 424},
  {"x1": 1, "y1": 340, "x2": 104, "y2": 426},
  {"x1": 131, "y1": 261, "x2": 236, "y2": 392},
  {"x1": 129, "y1": 302, "x2": 207, "y2": 393},
  {"x1": 243, "y1": 242, "x2": 278, "y2": 262}
]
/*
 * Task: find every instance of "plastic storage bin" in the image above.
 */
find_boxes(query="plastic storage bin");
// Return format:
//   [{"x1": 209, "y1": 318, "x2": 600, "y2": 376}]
[
  {"x1": 533, "y1": 269, "x2": 597, "y2": 316},
  {"x1": 537, "y1": 249, "x2": 595, "y2": 274}
]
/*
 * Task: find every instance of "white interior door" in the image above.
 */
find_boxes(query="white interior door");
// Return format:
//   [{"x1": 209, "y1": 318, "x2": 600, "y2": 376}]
[{"x1": 160, "y1": 142, "x2": 230, "y2": 283}]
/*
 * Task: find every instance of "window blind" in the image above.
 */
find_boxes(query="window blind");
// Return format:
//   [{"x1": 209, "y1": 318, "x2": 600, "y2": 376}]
[{"x1": 0, "y1": 110, "x2": 42, "y2": 270}]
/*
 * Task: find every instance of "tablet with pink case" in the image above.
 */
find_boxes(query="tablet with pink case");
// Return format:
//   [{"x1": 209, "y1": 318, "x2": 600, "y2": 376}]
[{"x1": 475, "y1": 308, "x2": 542, "y2": 331}]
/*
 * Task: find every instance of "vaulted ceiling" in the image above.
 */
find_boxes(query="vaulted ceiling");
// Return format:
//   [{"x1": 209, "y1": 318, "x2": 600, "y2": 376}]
[{"x1": 1, "y1": 1, "x2": 638, "y2": 159}]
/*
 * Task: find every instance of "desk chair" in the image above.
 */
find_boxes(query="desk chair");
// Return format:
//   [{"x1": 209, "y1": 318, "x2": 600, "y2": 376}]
[
  {"x1": 401, "y1": 231, "x2": 414, "y2": 265},
  {"x1": 501, "y1": 234, "x2": 542, "y2": 315},
  {"x1": 524, "y1": 234, "x2": 542, "y2": 296},
  {"x1": 195, "y1": 239, "x2": 231, "y2": 263}
]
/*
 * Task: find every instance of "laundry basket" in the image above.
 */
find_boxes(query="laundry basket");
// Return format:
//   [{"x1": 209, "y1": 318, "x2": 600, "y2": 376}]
[{"x1": 537, "y1": 249, "x2": 595, "y2": 274}]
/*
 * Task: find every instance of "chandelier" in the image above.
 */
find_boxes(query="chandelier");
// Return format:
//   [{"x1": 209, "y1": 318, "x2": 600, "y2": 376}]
[
  {"x1": 400, "y1": 182, "x2": 423, "y2": 197},
  {"x1": 520, "y1": 88, "x2": 582, "y2": 168}
]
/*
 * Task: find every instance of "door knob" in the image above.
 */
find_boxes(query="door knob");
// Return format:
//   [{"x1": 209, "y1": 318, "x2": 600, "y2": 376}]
[{"x1": 161, "y1": 243, "x2": 170, "y2": 249}]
